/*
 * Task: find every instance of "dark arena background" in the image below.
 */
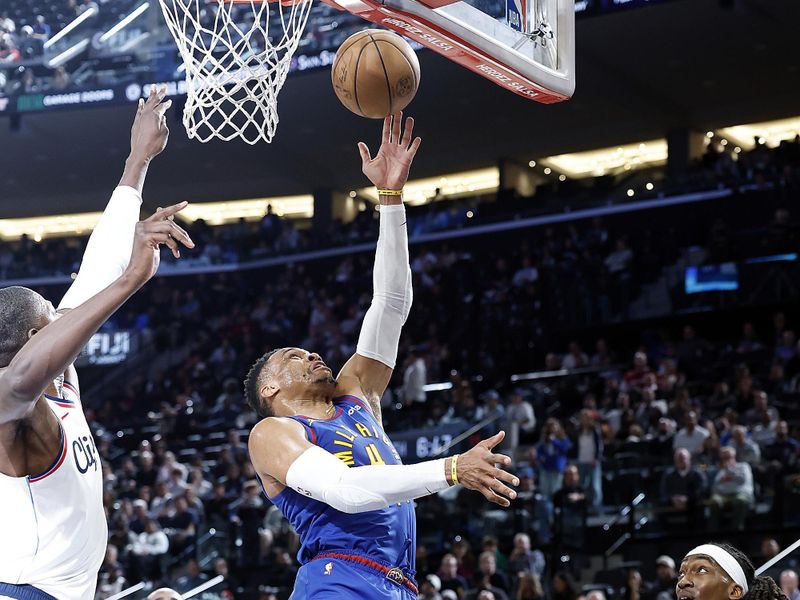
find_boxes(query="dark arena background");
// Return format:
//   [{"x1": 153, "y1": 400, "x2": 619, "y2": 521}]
[{"x1": 1, "y1": 0, "x2": 800, "y2": 599}]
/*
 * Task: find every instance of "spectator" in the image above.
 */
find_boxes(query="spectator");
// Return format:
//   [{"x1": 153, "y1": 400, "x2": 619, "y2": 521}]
[
  {"x1": 515, "y1": 573, "x2": 545, "y2": 600},
  {"x1": 643, "y1": 556, "x2": 677, "y2": 600},
  {"x1": 507, "y1": 390, "x2": 536, "y2": 449},
  {"x1": 673, "y1": 411, "x2": 710, "y2": 455},
  {"x1": 623, "y1": 352, "x2": 652, "y2": 394},
  {"x1": 551, "y1": 571, "x2": 579, "y2": 600},
  {"x1": 129, "y1": 519, "x2": 170, "y2": 581},
  {"x1": 513, "y1": 257, "x2": 539, "y2": 287},
  {"x1": 552, "y1": 465, "x2": 586, "y2": 548},
  {"x1": 474, "y1": 551, "x2": 511, "y2": 595},
  {"x1": 535, "y1": 419, "x2": 571, "y2": 496},
  {"x1": 52, "y1": 66, "x2": 70, "y2": 90},
  {"x1": 175, "y1": 559, "x2": 208, "y2": 593},
  {"x1": 586, "y1": 592, "x2": 607, "y2": 600},
  {"x1": 562, "y1": 342, "x2": 588, "y2": 370},
  {"x1": 506, "y1": 533, "x2": 545, "y2": 580},
  {"x1": 744, "y1": 390, "x2": 780, "y2": 427},
  {"x1": 439, "y1": 553, "x2": 470, "y2": 598},
  {"x1": 420, "y1": 574, "x2": 443, "y2": 600},
  {"x1": 727, "y1": 425, "x2": 761, "y2": 467},
  {"x1": 31, "y1": 15, "x2": 51, "y2": 41},
  {"x1": 403, "y1": 346, "x2": 427, "y2": 405},
  {"x1": 780, "y1": 570, "x2": 800, "y2": 600},
  {"x1": 0, "y1": 35, "x2": 21, "y2": 63},
  {"x1": 659, "y1": 448, "x2": 706, "y2": 523},
  {"x1": 167, "y1": 496, "x2": 199, "y2": 553},
  {"x1": 708, "y1": 446, "x2": 754, "y2": 531},
  {"x1": 572, "y1": 409, "x2": 603, "y2": 510}
]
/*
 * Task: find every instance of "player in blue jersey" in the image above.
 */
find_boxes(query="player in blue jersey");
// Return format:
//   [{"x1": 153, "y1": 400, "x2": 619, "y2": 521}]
[{"x1": 245, "y1": 113, "x2": 520, "y2": 599}]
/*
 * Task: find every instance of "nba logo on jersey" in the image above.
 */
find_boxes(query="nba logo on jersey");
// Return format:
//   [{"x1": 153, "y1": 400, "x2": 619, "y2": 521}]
[
  {"x1": 324, "y1": 562, "x2": 333, "y2": 575},
  {"x1": 506, "y1": 0, "x2": 526, "y2": 32}
]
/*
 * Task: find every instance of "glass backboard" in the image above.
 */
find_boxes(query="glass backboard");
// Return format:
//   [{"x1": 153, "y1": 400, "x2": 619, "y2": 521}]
[{"x1": 321, "y1": 0, "x2": 574, "y2": 102}]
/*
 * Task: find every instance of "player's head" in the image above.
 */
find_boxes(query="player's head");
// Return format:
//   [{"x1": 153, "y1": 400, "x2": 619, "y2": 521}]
[
  {"x1": 0, "y1": 286, "x2": 55, "y2": 368},
  {"x1": 244, "y1": 347, "x2": 336, "y2": 418},
  {"x1": 678, "y1": 542, "x2": 787, "y2": 600},
  {"x1": 147, "y1": 588, "x2": 183, "y2": 600}
]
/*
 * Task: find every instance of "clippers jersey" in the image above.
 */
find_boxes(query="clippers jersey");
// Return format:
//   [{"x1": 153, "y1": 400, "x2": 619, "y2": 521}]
[
  {"x1": 270, "y1": 395, "x2": 417, "y2": 579},
  {"x1": 0, "y1": 383, "x2": 106, "y2": 600}
]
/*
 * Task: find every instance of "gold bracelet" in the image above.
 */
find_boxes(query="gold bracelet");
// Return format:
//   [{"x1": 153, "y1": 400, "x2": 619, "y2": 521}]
[
  {"x1": 451, "y1": 454, "x2": 459, "y2": 485},
  {"x1": 377, "y1": 188, "x2": 403, "y2": 196}
]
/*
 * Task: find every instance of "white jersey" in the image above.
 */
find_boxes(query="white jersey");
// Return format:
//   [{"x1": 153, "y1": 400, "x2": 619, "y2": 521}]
[{"x1": 0, "y1": 383, "x2": 106, "y2": 600}]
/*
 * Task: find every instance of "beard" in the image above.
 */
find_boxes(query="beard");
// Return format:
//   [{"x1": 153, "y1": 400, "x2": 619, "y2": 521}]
[{"x1": 312, "y1": 373, "x2": 337, "y2": 385}]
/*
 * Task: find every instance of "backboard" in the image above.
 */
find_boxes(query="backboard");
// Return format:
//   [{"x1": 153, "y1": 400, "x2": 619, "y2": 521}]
[{"x1": 321, "y1": 0, "x2": 575, "y2": 102}]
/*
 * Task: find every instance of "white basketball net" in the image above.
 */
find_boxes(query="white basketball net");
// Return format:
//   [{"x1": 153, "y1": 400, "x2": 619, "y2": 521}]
[{"x1": 157, "y1": 0, "x2": 313, "y2": 144}]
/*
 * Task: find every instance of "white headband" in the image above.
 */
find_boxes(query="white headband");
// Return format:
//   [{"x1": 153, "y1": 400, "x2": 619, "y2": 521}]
[{"x1": 685, "y1": 545, "x2": 749, "y2": 594}]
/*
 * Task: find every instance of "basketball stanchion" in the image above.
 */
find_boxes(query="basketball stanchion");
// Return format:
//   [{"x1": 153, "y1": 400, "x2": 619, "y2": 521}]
[
  {"x1": 755, "y1": 537, "x2": 800, "y2": 576},
  {"x1": 184, "y1": 575, "x2": 225, "y2": 598},
  {"x1": 106, "y1": 582, "x2": 146, "y2": 600}
]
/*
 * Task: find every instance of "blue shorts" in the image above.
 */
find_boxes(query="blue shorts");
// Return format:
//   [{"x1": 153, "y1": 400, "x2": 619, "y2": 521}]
[{"x1": 290, "y1": 555, "x2": 417, "y2": 600}]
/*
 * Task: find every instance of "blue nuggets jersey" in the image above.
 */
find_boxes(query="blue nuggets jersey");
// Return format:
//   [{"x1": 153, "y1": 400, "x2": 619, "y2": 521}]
[{"x1": 270, "y1": 395, "x2": 417, "y2": 579}]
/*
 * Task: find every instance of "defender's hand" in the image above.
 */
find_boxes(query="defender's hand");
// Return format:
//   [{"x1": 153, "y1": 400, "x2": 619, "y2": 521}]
[
  {"x1": 358, "y1": 112, "x2": 422, "y2": 191},
  {"x1": 130, "y1": 84, "x2": 172, "y2": 162},
  {"x1": 455, "y1": 431, "x2": 519, "y2": 507},
  {"x1": 125, "y1": 202, "x2": 194, "y2": 285}
]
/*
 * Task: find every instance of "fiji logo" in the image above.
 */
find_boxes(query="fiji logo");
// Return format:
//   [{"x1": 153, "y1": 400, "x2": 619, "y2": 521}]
[{"x1": 324, "y1": 562, "x2": 334, "y2": 576}]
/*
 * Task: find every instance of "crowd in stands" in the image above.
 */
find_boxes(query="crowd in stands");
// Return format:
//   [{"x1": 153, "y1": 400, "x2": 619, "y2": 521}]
[
  {"x1": 6, "y1": 156, "x2": 783, "y2": 598},
  {"x1": 1, "y1": 122, "x2": 798, "y2": 598}
]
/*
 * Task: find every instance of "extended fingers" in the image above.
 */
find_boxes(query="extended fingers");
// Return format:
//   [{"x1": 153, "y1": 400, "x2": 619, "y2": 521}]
[
  {"x1": 391, "y1": 111, "x2": 402, "y2": 144},
  {"x1": 400, "y1": 116, "x2": 414, "y2": 147},
  {"x1": 144, "y1": 220, "x2": 194, "y2": 249},
  {"x1": 381, "y1": 115, "x2": 391, "y2": 145},
  {"x1": 147, "y1": 201, "x2": 188, "y2": 222},
  {"x1": 489, "y1": 452, "x2": 512, "y2": 467}
]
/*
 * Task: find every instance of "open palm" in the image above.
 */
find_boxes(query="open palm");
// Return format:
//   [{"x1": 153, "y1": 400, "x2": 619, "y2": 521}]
[{"x1": 358, "y1": 112, "x2": 422, "y2": 191}]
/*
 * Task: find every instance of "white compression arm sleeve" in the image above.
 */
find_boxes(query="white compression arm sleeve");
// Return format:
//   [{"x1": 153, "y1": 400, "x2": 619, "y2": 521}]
[
  {"x1": 58, "y1": 186, "x2": 141, "y2": 310},
  {"x1": 285, "y1": 445, "x2": 449, "y2": 514},
  {"x1": 356, "y1": 204, "x2": 413, "y2": 369}
]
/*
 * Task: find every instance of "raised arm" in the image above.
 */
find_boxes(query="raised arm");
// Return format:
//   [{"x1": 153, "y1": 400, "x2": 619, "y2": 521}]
[
  {"x1": 0, "y1": 204, "x2": 193, "y2": 423},
  {"x1": 249, "y1": 418, "x2": 518, "y2": 512},
  {"x1": 58, "y1": 85, "x2": 172, "y2": 313},
  {"x1": 338, "y1": 113, "x2": 422, "y2": 423},
  {"x1": 55, "y1": 86, "x2": 172, "y2": 395}
]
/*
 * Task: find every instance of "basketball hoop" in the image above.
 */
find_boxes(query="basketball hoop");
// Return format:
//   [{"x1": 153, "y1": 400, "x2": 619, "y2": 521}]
[{"x1": 157, "y1": 0, "x2": 313, "y2": 144}]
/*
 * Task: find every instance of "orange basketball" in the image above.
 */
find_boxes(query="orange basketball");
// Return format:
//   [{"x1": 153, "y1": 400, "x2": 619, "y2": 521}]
[{"x1": 331, "y1": 29, "x2": 420, "y2": 119}]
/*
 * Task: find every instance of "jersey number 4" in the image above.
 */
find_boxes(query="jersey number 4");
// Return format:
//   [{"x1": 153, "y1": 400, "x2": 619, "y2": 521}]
[{"x1": 365, "y1": 443, "x2": 386, "y2": 465}]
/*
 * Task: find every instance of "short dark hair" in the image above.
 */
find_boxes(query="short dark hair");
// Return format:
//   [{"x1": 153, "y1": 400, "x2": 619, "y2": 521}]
[
  {"x1": 0, "y1": 286, "x2": 49, "y2": 368},
  {"x1": 244, "y1": 349, "x2": 282, "y2": 418}
]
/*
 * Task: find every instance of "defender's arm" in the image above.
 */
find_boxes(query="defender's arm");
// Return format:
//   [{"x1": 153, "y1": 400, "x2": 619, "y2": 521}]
[{"x1": 0, "y1": 204, "x2": 193, "y2": 423}]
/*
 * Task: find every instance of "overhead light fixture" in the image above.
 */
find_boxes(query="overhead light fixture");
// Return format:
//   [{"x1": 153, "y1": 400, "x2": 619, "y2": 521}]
[
  {"x1": 99, "y1": 3, "x2": 149, "y2": 43},
  {"x1": 178, "y1": 195, "x2": 313, "y2": 224},
  {"x1": 558, "y1": 174, "x2": 566, "y2": 181},
  {"x1": 543, "y1": 167, "x2": 552, "y2": 175},
  {"x1": 706, "y1": 131, "x2": 714, "y2": 138},
  {"x1": 718, "y1": 116, "x2": 800, "y2": 150},
  {"x1": 47, "y1": 38, "x2": 89, "y2": 68},
  {"x1": 528, "y1": 160, "x2": 536, "y2": 168},
  {"x1": 540, "y1": 139, "x2": 667, "y2": 178},
  {"x1": 627, "y1": 189, "x2": 635, "y2": 197},
  {"x1": 44, "y1": 6, "x2": 98, "y2": 49}
]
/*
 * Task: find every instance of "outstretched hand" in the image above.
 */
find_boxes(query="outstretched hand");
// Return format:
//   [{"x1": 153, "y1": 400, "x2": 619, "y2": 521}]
[
  {"x1": 130, "y1": 84, "x2": 172, "y2": 162},
  {"x1": 125, "y1": 202, "x2": 194, "y2": 285},
  {"x1": 456, "y1": 431, "x2": 519, "y2": 507},
  {"x1": 358, "y1": 112, "x2": 422, "y2": 191}
]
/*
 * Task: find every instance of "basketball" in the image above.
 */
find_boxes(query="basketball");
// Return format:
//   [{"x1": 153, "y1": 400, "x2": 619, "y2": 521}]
[{"x1": 331, "y1": 29, "x2": 420, "y2": 119}]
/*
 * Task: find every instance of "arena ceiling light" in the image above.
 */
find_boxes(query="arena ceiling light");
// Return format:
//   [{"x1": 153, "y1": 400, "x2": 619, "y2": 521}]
[
  {"x1": 539, "y1": 139, "x2": 668, "y2": 178},
  {"x1": 177, "y1": 195, "x2": 314, "y2": 225},
  {"x1": 99, "y1": 2, "x2": 150, "y2": 44},
  {"x1": 358, "y1": 168, "x2": 499, "y2": 206},
  {"x1": 47, "y1": 39, "x2": 90, "y2": 68},
  {"x1": 718, "y1": 116, "x2": 800, "y2": 150},
  {"x1": 0, "y1": 212, "x2": 104, "y2": 241},
  {"x1": 43, "y1": 5, "x2": 98, "y2": 49}
]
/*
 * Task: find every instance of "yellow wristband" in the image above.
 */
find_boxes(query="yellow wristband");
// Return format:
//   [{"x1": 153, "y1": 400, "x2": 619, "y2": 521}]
[
  {"x1": 451, "y1": 454, "x2": 459, "y2": 485},
  {"x1": 377, "y1": 188, "x2": 403, "y2": 196}
]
